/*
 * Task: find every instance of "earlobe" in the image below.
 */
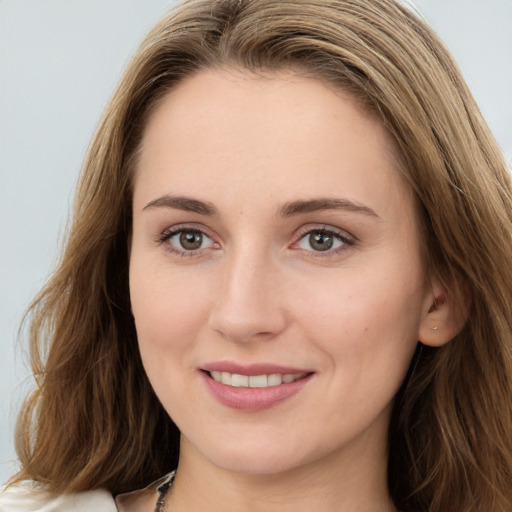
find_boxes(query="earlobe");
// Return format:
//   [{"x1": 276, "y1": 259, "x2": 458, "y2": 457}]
[{"x1": 418, "y1": 280, "x2": 469, "y2": 347}]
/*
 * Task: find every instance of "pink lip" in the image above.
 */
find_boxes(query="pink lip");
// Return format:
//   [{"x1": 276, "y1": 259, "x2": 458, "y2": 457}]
[
  {"x1": 200, "y1": 362, "x2": 314, "y2": 412},
  {"x1": 202, "y1": 361, "x2": 310, "y2": 376}
]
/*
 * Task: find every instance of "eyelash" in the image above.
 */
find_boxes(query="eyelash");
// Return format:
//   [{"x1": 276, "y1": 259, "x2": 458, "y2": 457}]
[
  {"x1": 156, "y1": 224, "x2": 355, "y2": 258},
  {"x1": 292, "y1": 225, "x2": 355, "y2": 258},
  {"x1": 157, "y1": 224, "x2": 217, "y2": 257}
]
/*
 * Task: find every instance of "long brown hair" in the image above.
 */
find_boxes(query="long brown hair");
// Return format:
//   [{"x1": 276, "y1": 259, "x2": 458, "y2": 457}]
[{"x1": 13, "y1": 1, "x2": 512, "y2": 510}]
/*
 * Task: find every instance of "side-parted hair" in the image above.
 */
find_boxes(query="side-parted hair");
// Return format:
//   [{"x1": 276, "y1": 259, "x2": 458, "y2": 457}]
[{"x1": 13, "y1": 1, "x2": 512, "y2": 511}]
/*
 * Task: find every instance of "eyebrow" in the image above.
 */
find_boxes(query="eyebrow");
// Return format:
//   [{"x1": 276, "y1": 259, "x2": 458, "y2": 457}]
[
  {"x1": 278, "y1": 197, "x2": 379, "y2": 218},
  {"x1": 143, "y1": 194, "x2": 379, "y2": 218},
  {"x1": 143, "y1": 195, "x2": 218, "y2": 215}
]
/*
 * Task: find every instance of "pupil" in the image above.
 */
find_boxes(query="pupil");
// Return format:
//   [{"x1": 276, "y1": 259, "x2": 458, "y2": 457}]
[
  {"x1": 310, "y1": 232, "x2": 333, "y2": 251},
  {"x1": 180, "y1": 231, "x2": 202, "y2": 250}
]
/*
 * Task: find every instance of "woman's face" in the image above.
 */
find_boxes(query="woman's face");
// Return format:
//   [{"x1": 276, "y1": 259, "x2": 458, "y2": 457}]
[{"x1": 130, "y1": 69, "x2": 435, "y2": 477}]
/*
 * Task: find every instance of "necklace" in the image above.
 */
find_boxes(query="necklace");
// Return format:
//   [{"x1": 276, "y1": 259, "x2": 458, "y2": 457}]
[
  {"x1": 152, "y1": 472, "x2": 402, "y2": 512},
  {"x1": 154, "y1": 472, "x2": 174, "y2": 512}
]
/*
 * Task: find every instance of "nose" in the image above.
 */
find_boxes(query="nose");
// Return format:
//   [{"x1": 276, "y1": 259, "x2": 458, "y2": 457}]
[{"x1": 207, "y1": 247, "x2": 288, "y2": 343}]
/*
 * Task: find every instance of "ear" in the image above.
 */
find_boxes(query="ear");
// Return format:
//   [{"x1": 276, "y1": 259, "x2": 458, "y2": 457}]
[{"x1": 418, "y1": 277, "x2": 469, "y2": 347}]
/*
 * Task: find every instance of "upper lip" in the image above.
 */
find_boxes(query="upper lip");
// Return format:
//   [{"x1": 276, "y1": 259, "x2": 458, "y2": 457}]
[{"x1": 201, "y1": 361, "x2": 312, "y2": 376}]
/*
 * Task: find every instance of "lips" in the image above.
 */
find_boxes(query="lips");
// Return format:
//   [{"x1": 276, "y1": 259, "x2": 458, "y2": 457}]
[{"x1": 200, "y1": 362, "x2": 313, "y2": 411}]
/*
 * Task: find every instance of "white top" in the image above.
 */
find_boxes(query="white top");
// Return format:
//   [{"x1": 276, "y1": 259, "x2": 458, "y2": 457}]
[
  {"x1": 0, "y1": 481, "x2": 118, "y2": 512},
  {"x1": 0, "y1": 473, "x2": 174, "y2": 512}
]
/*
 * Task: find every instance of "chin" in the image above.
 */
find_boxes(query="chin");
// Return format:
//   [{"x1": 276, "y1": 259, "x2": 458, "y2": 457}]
[
  {"x1": 213, "y1": 452, "x2": 307, "y2": 476},
  {"x1": 183, "y1": 432, "x2": 312, "y2": 476}
]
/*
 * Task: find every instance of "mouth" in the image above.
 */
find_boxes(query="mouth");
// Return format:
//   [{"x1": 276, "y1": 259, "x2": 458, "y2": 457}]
[
  {"x1": 205, "y1": 370, "x2": 310, "y2": 388},
  {"x1": 200, "y1": 364, "x2": 314, "y2": 411}
]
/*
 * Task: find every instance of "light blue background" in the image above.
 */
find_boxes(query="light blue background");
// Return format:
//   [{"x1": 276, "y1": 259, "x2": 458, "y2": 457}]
[{"x1": 1, "y1": 0, "x2": 511, "y2": 484}]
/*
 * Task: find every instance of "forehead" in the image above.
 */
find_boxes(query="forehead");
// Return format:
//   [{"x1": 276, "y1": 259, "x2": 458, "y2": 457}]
[{"x1": 134, "y1": 68, "x2": 411, "y2": 217}]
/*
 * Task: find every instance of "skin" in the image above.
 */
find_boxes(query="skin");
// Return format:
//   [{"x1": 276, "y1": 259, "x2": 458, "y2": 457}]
[{"x1": 129, "y1": 68, "x2": 451, "y2": 512}]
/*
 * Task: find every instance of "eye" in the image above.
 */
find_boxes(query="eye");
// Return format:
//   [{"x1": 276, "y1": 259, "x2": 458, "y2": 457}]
[
  {"x1": 294, "y1": 227, "x2": 353, "y2": 254},
  {"x1": 172, "y1": 230, "x2": 210, "y2": 251},
  {"x1": 159, "y1": 227, "x2": 217, "y2": 255}
]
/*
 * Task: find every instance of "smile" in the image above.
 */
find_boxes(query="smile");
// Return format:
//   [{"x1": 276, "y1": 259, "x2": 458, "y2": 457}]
[
  {"x1": 201, "y1": 365, "x2": 314, "y2": 411},
  {"x1": 209, "y1": 371, "x2": 308, "y2": 388}
]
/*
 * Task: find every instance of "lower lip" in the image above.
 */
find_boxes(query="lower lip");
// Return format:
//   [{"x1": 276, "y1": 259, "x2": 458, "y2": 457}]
[{"x1": 201, "y1": 372, "x2": 313, "y2": 412}]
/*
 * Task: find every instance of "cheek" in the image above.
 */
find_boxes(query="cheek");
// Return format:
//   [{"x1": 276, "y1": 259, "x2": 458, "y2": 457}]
[
  {"x1": 291, "y1": 276, "x2": 422, "y2": 434},
  {"x1": 130, "y1": 268, "x2": 214, "y2": 418},
  {"x1": 129, "y1": 255, "x2": 215, "y2": 367},
  {"x1": 290, "y1": 260, "x2": 425, "y2": 375}
]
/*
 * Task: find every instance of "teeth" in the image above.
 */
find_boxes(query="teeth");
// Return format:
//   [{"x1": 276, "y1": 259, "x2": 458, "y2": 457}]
[
  {"x1": 232, "y1": 373, "x2": 249, "y2": 387},
  {"x1": 209, "y1": 371, "x2": 307, "y2": 388},
  {"x1": 249, "y1": 375, "x2": 267, "y2": 388},
  {"x1": 268, "y1": 373, "x2": 283, "y2": 386}
]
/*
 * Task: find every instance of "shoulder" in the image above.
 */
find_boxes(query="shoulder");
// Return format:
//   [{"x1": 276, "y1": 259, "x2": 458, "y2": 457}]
[{"x1": 0, "y1": 481, "x2": 117, "y2": 512}]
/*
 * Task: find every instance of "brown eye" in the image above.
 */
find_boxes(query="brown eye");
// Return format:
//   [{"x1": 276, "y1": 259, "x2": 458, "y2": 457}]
[
  {"x1": 308, "y1": 231, "x2": 334, "y2": 251},
  {"x1": 179, "y1": 231, "x2": 203, "y2": 250},
  {"x1": 163, "y1": 228, "x2": 215, "y2": 253},
  {"x1": 295, "y1": 227, "x2": 351, "y2": 254}
]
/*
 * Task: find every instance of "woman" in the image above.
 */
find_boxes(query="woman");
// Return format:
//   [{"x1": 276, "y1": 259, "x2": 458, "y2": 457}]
[{"x1": 2, "y1": 0, "x2": 512, "y2": 511}]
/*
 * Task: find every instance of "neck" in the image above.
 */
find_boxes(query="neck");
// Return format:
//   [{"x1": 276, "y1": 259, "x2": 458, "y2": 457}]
[{"x1": 166, "y1": 436, "x2": 398, "y2": 512}]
